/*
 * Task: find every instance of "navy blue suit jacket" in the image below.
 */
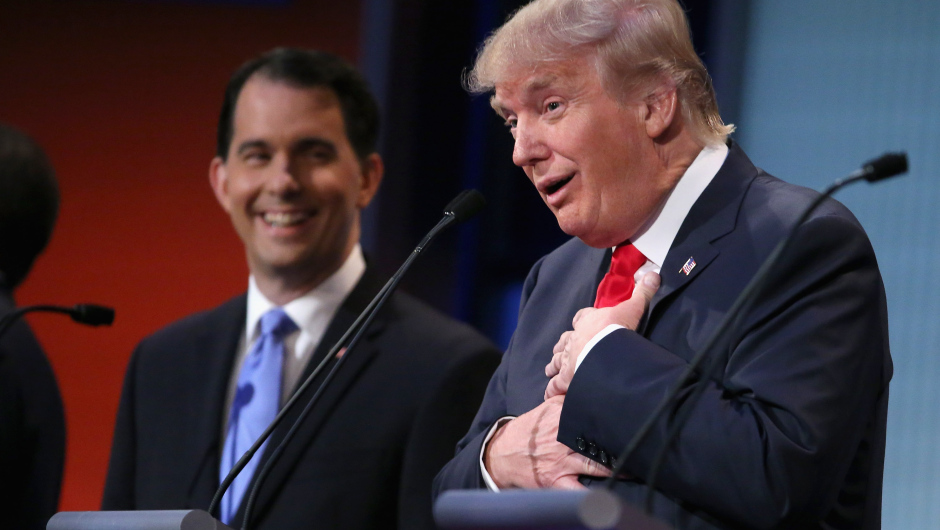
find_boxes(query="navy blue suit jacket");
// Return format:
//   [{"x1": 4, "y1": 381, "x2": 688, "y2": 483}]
[
  {"x1": 434, "y1": 143, "x2": 891, "y2": 530},
  {"x1": 103, "y1": 267, "x2": 501, "y2": 529}
]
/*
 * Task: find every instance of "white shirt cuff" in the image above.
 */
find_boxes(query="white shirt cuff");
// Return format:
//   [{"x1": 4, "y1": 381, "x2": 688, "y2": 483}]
[
  {"x1": 479, "y1": 416, "x2": 515, "y2": 491},
  {"x1": 575, "y1": 324, "x2": 625, "y2": 371}
]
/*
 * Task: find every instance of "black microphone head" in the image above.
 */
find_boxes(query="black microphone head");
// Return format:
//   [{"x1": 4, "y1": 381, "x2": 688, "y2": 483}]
[
  {"x1": 444, "y1": 189, "x2": 486, "y2": 223},
  {"x1": 70, "y1": 304, "x2": 115, "y2": 326},
  {"x1": 862, "y1": 152, "x2": 908, "y2": 182}
]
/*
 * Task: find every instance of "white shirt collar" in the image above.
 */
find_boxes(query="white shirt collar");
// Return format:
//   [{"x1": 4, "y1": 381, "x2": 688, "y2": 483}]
[
  {"x1": 631, "y1": 143, "x2": 729, "y2": 268},
  {"x1": 245, "y1": 243, "x2": 366, "y2": 356}
]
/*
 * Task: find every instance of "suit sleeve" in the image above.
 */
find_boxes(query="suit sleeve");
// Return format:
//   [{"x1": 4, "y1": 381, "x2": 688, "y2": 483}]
[
  {"x1": 558, "y1": 214, "x2": 890, "y2": 529},
  {"x1": 398, "y1": 338, "x2": 501, "y2": 530},
  {"x1": 101, "y1": 344, "x2": 141, "y2": 510}
]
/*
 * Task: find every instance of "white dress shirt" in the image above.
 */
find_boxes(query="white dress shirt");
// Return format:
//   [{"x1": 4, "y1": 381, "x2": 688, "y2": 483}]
[
  {"x1": 480, "y1": 142, "x2": 729, "y2": 490},
  {"x1": 221, "y1": 244, "x2": 366, "y2": 437}
]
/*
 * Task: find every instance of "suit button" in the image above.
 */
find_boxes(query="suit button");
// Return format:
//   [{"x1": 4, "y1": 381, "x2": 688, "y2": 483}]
[
  {"x1": 576, "y1": 436, "x2": 586, "y2": 451},
  {"x1": 587, "y1": 442, "x2": 598, "y2": 457},
  {"x1": 599, "y1": 450, "x2": 610, "y2": 466}
]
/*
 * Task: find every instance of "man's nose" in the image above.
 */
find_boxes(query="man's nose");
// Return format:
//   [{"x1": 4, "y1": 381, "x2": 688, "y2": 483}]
[
  {"x1": 511, "y1": 120, "x2": 550, "y2": 168},
  {"x1": 267, "y1": 155, "x2": 303, "y2": 194}
]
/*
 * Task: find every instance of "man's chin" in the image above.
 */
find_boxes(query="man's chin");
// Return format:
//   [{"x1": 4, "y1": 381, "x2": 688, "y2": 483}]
[
  {"x1": 556, "y1": 218, "x2": 600, "y2": 247},
  {"x1": 559, "y1": 223, "x2": 622, "y2": 249}
]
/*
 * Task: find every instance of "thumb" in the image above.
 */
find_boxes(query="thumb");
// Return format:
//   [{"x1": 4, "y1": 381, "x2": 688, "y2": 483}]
[
  {"x1": 611, "y1": 272, "x2": 660, "y2": 330},
  {"x1": 633, "y1": 271, "x2": 660, "y2": 303},
  {"x1": 552, "y1": 475, "x2": 588, "y2": 490}
]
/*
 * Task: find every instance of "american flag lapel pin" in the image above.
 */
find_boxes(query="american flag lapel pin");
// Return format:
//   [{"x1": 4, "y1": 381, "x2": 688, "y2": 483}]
[{"x1": 680, "y1": 257, "x2": 696, "y2": 275}]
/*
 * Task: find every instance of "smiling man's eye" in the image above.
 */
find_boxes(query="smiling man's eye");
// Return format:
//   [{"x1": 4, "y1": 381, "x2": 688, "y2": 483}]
[
  {"x1": 243, "y1": 151, "x2": 270, "y2": 164},
  {"x1": 303, "y1": 147, "x2": 333, "y2": 162},
  {"x1": 546, "y1": 101, "x2": 561, "y2": 112}
]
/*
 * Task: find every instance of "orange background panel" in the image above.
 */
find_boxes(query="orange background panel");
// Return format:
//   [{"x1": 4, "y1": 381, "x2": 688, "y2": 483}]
[{"x1": 0, "y1": 0, "x2": 361, "y2": 511}]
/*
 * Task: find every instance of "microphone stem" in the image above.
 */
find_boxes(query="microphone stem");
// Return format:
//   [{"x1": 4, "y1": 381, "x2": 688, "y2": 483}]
[{"x1": 0, "y1": 305, "x2": 76, "y2": 338}]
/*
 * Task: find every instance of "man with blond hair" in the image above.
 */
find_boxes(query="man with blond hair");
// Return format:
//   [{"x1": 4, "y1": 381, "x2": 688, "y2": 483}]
[{"x1": 434, "y1": 1, "x2": 891, "y2": 529}]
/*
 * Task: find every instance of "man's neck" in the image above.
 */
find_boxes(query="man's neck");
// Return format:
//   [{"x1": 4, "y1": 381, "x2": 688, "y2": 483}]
[
  {"x1": 252, "y1": 260, "x2": 346, "y2": 307},
  {"x1": 655, "y1": 126, "x2": 705, "y2": 191}
]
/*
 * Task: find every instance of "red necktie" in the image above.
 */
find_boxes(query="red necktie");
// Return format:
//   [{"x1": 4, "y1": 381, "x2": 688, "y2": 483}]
[{"x1": 594, "y1": 243, "x2": 647, "y2": 309}]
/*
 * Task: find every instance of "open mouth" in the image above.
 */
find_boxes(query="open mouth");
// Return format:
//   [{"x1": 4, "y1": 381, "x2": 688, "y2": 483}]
[
  {"x1": 262, "y1": 211, "x2": 310, "y2": 228},
  {"x1": 545, "y1": 174, "x2": 574, "y2": 195}
]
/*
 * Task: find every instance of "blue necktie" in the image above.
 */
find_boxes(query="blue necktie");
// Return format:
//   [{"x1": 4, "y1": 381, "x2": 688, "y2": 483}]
[{"x1": 219, "y1": 308, "x2": 297, "y2": 525}]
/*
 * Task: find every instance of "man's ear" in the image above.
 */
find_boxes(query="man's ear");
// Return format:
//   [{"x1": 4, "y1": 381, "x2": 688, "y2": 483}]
[
  {"x1": 356, "y1": 153, "x2": 384, "y2": 209},
  {"x1": 643, "y1": 83, "x2": 678, "y2": 140},
  {"x1": 208, "y1": 156, "x2": 233, "y2": 213}
]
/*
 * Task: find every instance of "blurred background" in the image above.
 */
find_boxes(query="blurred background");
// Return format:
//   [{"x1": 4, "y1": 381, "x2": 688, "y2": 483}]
[{"x1": 1, "y1": 0, "x2": 936, "y2": 527}]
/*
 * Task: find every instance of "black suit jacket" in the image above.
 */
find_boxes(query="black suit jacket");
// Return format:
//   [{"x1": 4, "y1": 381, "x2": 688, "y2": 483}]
[
  {"x1": 0, "y1": 281, "x2": 66, "y2": 530},
  {"x1": 434, "y1": 143, "x2": 891, "y2": 530},
  {"x1": 103, "y1": 267, "x2": 501, "y2": 529}
]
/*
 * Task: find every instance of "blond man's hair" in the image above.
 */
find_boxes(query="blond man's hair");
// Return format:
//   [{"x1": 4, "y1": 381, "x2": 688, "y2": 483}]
[{"x1": 467, "y1": 0, "x2": 734, "y2": 145}]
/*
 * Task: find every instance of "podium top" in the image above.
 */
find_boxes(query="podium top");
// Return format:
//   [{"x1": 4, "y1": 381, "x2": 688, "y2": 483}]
[
  {"x1": 47, "y1": 509, "x2": 234, "y2": 530},
  {"x1": 433, "y1": 489, "x2": 672, "y2": 530}
]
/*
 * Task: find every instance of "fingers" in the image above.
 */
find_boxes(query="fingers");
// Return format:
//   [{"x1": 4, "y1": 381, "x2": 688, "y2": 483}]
[
  {"x1": 546, "y1": 331, "x2": 572, "y2": 377},
  {"x1": 546, "y1": 351, "x2": 559, "y2": 377},
  {"x1": 572, "y1": 307, "x2": 593, "y2": 327},
  {"x1": 552, "y1": 330, "x2": 571, "y2": 355},
  {"x1": 544, "y1": 374, "x2": 568, "y2": 400}
]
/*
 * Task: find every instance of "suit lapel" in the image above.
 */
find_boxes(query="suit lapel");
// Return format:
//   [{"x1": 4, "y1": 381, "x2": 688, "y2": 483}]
[
  {"x1": 184, "y1": 295, "x2": 247, "y2": 509},
  {"x1": 641, "y1": 142, "x2": 758, "y2": 334},
  {"x1": 234, "y1": 268, "x2": 388, "y2": 525}
]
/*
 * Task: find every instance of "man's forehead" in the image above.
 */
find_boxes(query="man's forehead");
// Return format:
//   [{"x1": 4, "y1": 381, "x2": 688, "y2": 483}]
[
  {"x1": 231, "y1": 78, "x2": 345, "y2": 133},
  {"x1": 490, "y1": 62, "x2": 591, "y2": 113}
]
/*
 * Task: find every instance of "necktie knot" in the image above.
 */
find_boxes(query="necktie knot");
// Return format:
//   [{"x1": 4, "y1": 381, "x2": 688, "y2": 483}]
[
  {"x1": 259, "y1": 308, "x2": 297, "y2": 339},
  {"x1": 594, "y1": 243, "x2": 647, "y2": 309},
  {"x1": 610, "y1": 243, "x2": 647, "y2": 277}
]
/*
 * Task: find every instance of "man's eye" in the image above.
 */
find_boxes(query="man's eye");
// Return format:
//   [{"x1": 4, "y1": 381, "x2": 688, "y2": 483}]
[
  {"x1": 244, "y1": 152, "x2": 270, "y2": 164},
  {"x1": 505, "y1": 118, "x2": 518, "y2": 129},
  {"x1": 303, "y1": 148, "x2": 334, "y2": 163},
  {"x1": 546, "y1": 101, "x2": 561, "y2": 112}
]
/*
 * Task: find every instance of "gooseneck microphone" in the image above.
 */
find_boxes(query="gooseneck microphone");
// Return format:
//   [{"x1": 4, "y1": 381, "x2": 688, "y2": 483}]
[
  {"x1": 598, "y1": 153, "x2": 908, "y2": 512},
  {"x1": 0, "y1": 303, "x2": 115, "y2": 339},
  {"x1": 208, "y1": 189, "x2": 486, "y2": 528}
]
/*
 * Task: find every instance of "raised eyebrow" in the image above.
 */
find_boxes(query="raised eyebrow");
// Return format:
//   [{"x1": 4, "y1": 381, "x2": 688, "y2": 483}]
[{"x1": 488, "y1": 73, "x2": 561, "y2": 117}]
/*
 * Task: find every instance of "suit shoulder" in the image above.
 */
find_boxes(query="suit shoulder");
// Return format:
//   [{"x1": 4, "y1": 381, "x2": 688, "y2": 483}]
[
  {"x1": 748, "y1": 171, "x2": 862, "y2": 229},
  {"x1": 135, "y1": 293, "x2": 245, "y2": 352},
  {"x1": 521, "y1": 237, "x2": 603, "y2": 297},
  {"x1": 386, "y1": 292, "x2": 500, "y2": 357}
]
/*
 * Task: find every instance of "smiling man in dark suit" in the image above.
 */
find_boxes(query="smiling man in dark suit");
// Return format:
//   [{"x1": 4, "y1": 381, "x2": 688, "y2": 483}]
[
  {"x1": 433, "y1": 1, "x2": 891, "y2": 529},
  {"x1": 102, "y1": 48, "x2": 500, "y2": 530}
]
